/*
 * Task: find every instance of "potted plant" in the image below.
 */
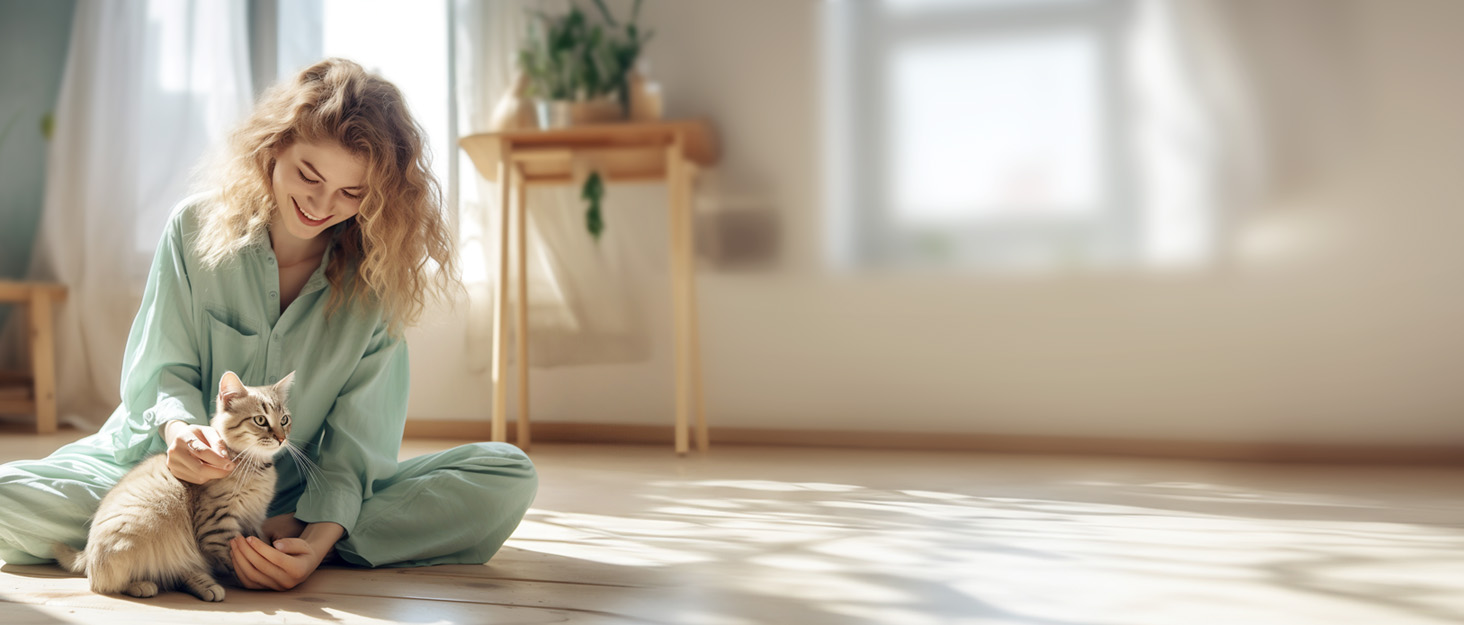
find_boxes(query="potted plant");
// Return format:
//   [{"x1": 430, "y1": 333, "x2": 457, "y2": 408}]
[
  {"x1": 518, "y1": 0, "x2": 654, "y2": 128},
  {"x1": 517, "y1": 0, "x2": 655, "y2": 240}
]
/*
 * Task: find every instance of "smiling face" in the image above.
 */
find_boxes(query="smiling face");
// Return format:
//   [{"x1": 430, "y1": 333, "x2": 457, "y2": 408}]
[{"x1": 269, "y1": 140, "x2": 368, "y2": 245}]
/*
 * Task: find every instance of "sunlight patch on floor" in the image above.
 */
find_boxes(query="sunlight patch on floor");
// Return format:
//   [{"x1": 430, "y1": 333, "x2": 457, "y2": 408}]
[
  {"x1": 4, "y1": 439, "x2": 1462, "y2": 624},
  {"x1": 520, "y1": 467, "x2": 1464, "y2": 625}
]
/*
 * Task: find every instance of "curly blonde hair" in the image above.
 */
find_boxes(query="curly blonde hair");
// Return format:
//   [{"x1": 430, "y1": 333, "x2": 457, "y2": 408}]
[{"x1": 195, "y1": 58, "x2": 457, "y2": 333}]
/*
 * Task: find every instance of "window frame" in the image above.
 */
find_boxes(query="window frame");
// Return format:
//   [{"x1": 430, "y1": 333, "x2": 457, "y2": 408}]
[{"x1": 835, "y1": 0, "x2": 1134, "y2": 271}]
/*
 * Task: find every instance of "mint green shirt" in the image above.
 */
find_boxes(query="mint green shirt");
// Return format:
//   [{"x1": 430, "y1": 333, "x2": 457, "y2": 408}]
[{"x1": 88, "y1": 195, "x2": 409, "y2": 536}]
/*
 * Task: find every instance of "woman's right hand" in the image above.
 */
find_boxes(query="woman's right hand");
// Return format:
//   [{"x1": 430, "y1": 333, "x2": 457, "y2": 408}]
[{"x1": 163, "y1": 420, "x2": 236, "y2": 484}]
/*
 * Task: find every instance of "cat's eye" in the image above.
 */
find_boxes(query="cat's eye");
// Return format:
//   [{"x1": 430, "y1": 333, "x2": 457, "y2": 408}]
[
  {"x1": 252, "y1": 415, "x2": 267, "y2": 427},
  {"x1": 281, "y1": 414, "x2": 291, "y2": 426}
]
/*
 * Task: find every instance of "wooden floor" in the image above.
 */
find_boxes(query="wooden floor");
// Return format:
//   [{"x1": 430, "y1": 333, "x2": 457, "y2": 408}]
[{"x1": 1, "y1": 429, "x2": 1462, "y2": 624}]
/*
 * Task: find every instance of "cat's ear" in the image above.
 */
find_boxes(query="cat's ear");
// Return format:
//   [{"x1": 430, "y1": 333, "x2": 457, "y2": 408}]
[
  {"x1": 274, "y1": 371, "x2": 296, "y2": 399},
  {"x1": 218, "y1": 371, "x2": 246, "y2": 408}
]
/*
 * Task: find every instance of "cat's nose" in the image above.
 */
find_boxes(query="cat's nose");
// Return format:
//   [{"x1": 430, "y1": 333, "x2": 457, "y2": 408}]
[{"x1": 274, "y1": 435, "x2": 286, "y2": 444}]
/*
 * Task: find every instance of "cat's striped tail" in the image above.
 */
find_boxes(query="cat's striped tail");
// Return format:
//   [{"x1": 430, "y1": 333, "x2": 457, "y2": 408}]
[{"x1": 51, "y1": 542, "x2": 86, "y2": 573}]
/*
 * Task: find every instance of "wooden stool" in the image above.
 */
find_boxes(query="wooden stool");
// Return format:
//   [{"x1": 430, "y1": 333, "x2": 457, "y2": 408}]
[{"x1": 0, "y1": 281, "x2": 67, "y2": 434}]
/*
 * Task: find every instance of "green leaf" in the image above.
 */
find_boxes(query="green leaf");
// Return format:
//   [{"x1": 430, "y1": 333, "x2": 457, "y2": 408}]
[
  {"x1": 586, "y1": 204, "x2": 604, "y2": 241},
  {"x1": 582, "y1": 171, "x2": 605, "y2": 241},
  {"x1": 518, "y1": 0, "x2": 648, "y2": 104},
  {"x1": 591, "y1": 0, "x2": 617, "y2": 26}
]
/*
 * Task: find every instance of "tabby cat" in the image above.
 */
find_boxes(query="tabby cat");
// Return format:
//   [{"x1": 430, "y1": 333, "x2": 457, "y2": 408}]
[{"x1": 54, "y1": 370, "x2": 295, "y2": 601}]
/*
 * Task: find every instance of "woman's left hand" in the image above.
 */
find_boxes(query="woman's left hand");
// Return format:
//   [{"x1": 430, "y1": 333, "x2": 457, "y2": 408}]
[{"x1": 231, "y1": 535, "x2": 324, "y2": 591}]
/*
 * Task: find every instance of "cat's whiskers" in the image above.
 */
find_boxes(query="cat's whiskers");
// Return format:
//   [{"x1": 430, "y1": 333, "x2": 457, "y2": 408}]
[
  {"x1": 226, "y1": 448, "x2": 265, "y2": 503},
  {"x1": 281, "y1": 441, "x2": 326, "y2": 487},
  {"x1": 223, "y1": 447, "x2": 247, "y2": 476},
  {"x1": 224, "y1": 452, "x2": 249, "y2": 502}
]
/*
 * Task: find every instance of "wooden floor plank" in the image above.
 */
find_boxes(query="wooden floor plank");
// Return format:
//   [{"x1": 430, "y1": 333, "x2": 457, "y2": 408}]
[
  {"x1": 1, "y1": 568, "x2": 647, "y2": 625},
  {"x1": 3, "y1": 560, "x2": 677, "y2": 619},
  {"x1": 3, "y1": 437, "x2": 1464, "y2": 625}
]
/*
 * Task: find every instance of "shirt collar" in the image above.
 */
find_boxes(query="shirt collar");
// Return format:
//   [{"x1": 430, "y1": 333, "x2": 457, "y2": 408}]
[
  {"x1": 302, "y1": 242, "x2": 334, "y2": 295},
  {"x1": 253, "y1": 225, "x2": 339, "y2": 295}
]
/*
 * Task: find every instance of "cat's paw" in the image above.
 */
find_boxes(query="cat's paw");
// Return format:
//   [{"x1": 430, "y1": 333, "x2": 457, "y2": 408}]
[
  {"x1": 193, "y1": 583, "x2": 226, "y2": 602},
  {"x1": 183, "y1": 572, "x2": 227, "y2": 601},
  {"x1": 123, "y1": 580, "x2": 159, "y2": 598}
]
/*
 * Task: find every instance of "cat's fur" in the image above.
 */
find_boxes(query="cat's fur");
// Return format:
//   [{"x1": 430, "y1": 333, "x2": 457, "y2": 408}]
[{"x1": 54, "y1": 371, "x2": 296, "y2": 601}]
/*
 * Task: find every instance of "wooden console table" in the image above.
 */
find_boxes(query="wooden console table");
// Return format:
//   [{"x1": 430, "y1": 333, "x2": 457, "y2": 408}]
[
  {"x1": 459, "y1": 120, "x2": 719, "y2": 454},
  {"x1": 0, "y1": 281, "x2": 67, "y2": 433}
]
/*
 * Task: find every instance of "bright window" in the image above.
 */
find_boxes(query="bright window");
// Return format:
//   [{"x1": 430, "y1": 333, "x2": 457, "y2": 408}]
[
  {"x1": 833, "y1": 0, "x2": 1129, "y2": 271},
  {"x1": 887, "y1": 31, "x2": 1105, "y2": 226}
]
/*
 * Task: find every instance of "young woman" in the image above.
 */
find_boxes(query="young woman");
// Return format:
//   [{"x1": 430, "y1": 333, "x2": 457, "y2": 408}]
[{"x1": 0, "y1": 58, "x2": 537, "y2": 589}]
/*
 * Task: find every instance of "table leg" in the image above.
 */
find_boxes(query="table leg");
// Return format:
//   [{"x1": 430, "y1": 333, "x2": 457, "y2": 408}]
[
  {"x1": 683, "y1": 164, "x2": 709, "y2": 452},
  {"x1": 29, "y1": 289, "x2": 57, "y2": 434},
  {"x1": 515, "y1": 167, "x2": 531, "y2": 451},
  {"x1": 491, "y1": 150, "x2": 512, "y2": 443},
  {"x1": 667, "y1": 139, "x2": 691, "y2": 455}
]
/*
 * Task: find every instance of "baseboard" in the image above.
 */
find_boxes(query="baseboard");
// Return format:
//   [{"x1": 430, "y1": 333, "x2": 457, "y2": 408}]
[{"x1": 402, "y1": 419, "x2": 1464, "y2": 465}]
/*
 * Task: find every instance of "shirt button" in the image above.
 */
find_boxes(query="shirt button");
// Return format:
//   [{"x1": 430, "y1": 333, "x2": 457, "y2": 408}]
[
  {"x1": 272, "y1": 335, "x2": 280, "y2": 342},
  {"x1": 267, "y1": 257, "x2": 275, "y2": 265},
  {"x1": 269, "y1": 291, "x2": 278, "y2": 298}
]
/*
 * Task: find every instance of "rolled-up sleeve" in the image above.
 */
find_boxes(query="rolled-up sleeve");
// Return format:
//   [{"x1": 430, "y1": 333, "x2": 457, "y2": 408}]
[
  {"x1": 110, "y1": 210, "x2": 206, "y2": 465},
  {"x1": 293, "y1": 322, "x2": 408, "y2": 536}
]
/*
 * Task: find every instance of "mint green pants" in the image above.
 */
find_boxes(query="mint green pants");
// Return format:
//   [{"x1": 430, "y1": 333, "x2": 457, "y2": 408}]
[{"x1": 0, "y1": 437, "x2": 537, "y2": 568}]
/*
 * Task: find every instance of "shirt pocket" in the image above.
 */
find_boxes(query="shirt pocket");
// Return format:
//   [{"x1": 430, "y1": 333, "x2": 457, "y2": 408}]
[{"x1": 203, "y1": 306, "x2": 262, "y2": 395}]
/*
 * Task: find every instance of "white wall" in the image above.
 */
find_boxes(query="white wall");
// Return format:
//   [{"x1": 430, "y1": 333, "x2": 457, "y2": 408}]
[{"x1": 405, "y1": 0, "x2": 1464, "y2": 445}]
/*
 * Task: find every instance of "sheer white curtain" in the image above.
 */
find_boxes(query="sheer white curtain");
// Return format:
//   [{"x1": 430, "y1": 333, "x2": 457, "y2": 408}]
[
  {"x1": 1127, "y1": 0, "x2": 1271, "y2": 267},
  {"x1": 453, "y1": 0, "x2": 649, "y2": 371},
  {"x1": 1126, "y1": 0, "x2": 1352, "y2": 267},
  {"x1": 0, "y1": 0, "x2": 252, "y2": 428}
]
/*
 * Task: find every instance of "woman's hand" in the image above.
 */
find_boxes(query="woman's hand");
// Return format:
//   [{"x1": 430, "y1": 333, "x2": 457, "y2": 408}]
[
  {"x1": 231, "y1": 535, "x2": 325, "y2": 591},
  {"x1": 163, "y1": 420, "x2": 235, "y2": 484}
]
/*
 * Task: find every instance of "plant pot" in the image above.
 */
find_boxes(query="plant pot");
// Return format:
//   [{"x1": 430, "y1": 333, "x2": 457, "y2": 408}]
[
  {"x1": 629, "y1": 70, "x2": 664, "y2": 121},
  {"x1": 571, "y1": 97, "x2": 625, "y2": 125},
  {"x1": 534, "y1": 96, "x2": 629, "y2": 130},
  {"x1": 534, "y1": 100, "x2": 573, "y2": 129}
]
